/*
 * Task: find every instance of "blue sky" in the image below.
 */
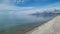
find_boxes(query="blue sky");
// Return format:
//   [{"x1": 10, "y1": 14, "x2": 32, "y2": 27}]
[
  {"x1": 0, "y1": 0, "x2": 60, "y2": 8},
  {"x1": 14, "y1": 0, "x2": 60, "y2": 7}
]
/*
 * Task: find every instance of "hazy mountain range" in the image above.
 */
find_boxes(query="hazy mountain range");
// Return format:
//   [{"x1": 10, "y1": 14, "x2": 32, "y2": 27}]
[{"x1": 29, "y1": 9, "x2": 60, "y2": 17}]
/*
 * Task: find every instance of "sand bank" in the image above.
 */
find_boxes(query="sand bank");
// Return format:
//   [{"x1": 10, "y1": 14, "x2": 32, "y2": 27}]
[{"x1": 26, "y1": 15, "x2": 60, "y2": 34}]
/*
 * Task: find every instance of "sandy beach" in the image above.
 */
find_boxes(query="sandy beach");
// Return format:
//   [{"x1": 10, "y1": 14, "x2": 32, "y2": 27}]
[{"x1": 26, "y1": 15, "x2": 60, "y2": 34}]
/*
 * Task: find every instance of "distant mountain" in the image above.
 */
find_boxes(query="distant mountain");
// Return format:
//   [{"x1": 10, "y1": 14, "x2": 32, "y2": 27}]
[
  {"x1": 54, "y1": 10, "x2": 60, "y2": 13},
  {"x1": 29, "y1": 9, "x2": 60, "y2": 17},
  {"x1": 54, "y1": 10, "x2": 60, "y2": 15}
]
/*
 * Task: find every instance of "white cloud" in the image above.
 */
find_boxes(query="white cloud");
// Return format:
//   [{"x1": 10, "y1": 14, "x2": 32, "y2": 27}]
[
  {"x1": 0, "y1": 1, "x2": 60, "y2": 15},
  {"x1": 0, "y1": 4, "x2": 34, "y2": 15},
  {"x1": 20, "y1": 6, "x2": 60, "y2": 14},
  {"x1": 0, "y1": 3, "x2": 60, "y2": 15},
  {"x1": 0, "y1": 4, "x2": 34, "y2": 10},
  {"x1": 0, "y1": 0, "x2": 27, "y2": 5}
]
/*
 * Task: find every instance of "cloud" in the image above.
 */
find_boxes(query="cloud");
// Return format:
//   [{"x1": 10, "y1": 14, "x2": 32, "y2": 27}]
[
  {"x1": 0, "y1": 4, "x2": 34, "y2": 10},
  {"x1": 0, "y1": 0, "x2": 26, "y2": 5},
  {"x1": 0, "y1": 1, "x2": 60, "y2": 15},
  {"x1": 0, "y1": 3, "x2": 34, "y2": 14},
  {"x1": 20, "y1": 6, "x2": 60, "y2": 14}
]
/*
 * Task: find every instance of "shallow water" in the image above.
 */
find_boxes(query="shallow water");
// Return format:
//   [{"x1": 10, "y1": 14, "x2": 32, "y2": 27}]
[
  {"x1": 0, "y1": 11, "x2": 56, "y2": 34},
  {"x1": 0, "y1": 13, "x2": 54, "y2": 27}
]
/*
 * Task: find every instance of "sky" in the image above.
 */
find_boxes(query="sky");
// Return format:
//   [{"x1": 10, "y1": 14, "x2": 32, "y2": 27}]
[
  {"x1": 0, "y1": 0, "x2": 60, "y2": 14},
  {"x1": 14, "y1": 0, "x2": 60, "y2": 7},
  {"x1": 0, "y1": 0, "x2": 60, "y2": 7}
]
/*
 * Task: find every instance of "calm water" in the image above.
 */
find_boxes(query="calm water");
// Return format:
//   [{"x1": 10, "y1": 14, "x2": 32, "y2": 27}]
[
  {"x1": 0, "y1": 11, "x2": 56, "y2": 33},
  {"x1": 0, "y1": 11, "x2": 56, "y2": 34}
]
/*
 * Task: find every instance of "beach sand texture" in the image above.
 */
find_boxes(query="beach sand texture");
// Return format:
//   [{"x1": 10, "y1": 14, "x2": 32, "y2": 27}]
[{"x1": 26, "y1": 15, "x2": 60, "y2": 34}]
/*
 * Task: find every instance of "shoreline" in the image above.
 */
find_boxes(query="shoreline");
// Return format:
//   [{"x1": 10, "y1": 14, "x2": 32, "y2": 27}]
[{"x1": 26, "y1": 15, "x2": 59, "y2": 34}]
